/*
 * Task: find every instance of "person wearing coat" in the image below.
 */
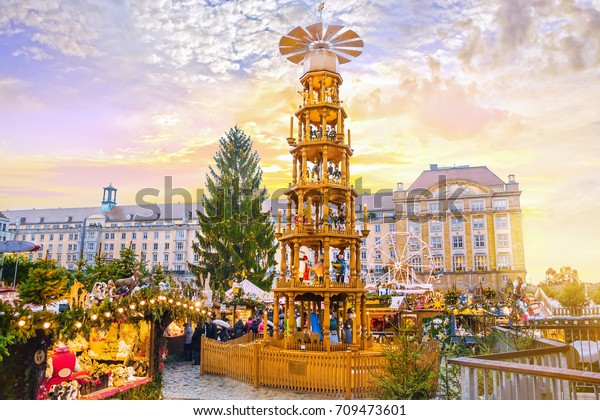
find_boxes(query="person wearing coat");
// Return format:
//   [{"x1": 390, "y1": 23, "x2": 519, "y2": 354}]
[
  {"x1": 233, "y1": 318, "x2": 245, "y2": 338},
  {"x1": 183, "y1": 322, "x2": 194, "y2": 361},
  {"x1": 191, "y1": 324, "x2": 205, "y2": 366}
]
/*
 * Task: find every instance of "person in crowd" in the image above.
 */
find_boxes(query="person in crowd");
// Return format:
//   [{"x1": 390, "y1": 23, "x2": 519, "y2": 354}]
[
  {"x1": 245, "y1": 317, "x2": 254, "y2": 334},
  {"x1": 233, "y1": 318, "x2": 245, "y2": 338},
  {"x1": 250, "y1": 316, "x2": 261, "y2": 334},
  {"x1": 191, "y1": 323, "x2": 205, "y2": 366},
  {"x1": 183, "y1": 322, "x2": 194, "y2": 361}
]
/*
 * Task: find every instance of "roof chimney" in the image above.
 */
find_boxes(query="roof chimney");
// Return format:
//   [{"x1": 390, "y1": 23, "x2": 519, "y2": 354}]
[{"x1": 430, "y1": 164, "x2": 438, "y2": 170}]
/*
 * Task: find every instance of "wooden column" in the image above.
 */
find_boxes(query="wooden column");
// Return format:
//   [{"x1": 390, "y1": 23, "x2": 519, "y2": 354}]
[
  {"x1": 323, "y1": 238, "x2": 331, "y2": 287},
  {"x1": 293, "y1": 241, "x2": 300, "y2": 285},
  {"x1": 280, "y1": 243, "x2": 286, "y2": 281},
  {"x1": 273, "y1": 293, "x2": 280, "y2": 336},
  {"x1": 287, "y1": 293, "x2": 295, "y2": 336},
  {"x1": 322, "y1": 146, "x2": 328, "y2": 181},
  {"x1": 341, "y1": 150, "x2": 347, "y2": 182},
  {"x1": 349, "y1": 242, "x2": 356, "y2": 285},
  {"x1": 300, "y1": 302, "x2": 306, "y2": 331},
  {"x1": 293, "y1": 156, "x2": 298, "y2": 184},
  {"x1": 324, "y1": 293, "x2": 331, "y2": 352},
  {"x1": 361, "y1": 294, "x2": 367, "y2": 346},
  {"x1": 353, "y1": 293, "x2": 361, "y2": 345},
  {"x1": 342, "y1": 299, "x2": 348, "y2": 343},
  {"x1": 355, "y1": 240, "x2": 361, "y2": 286},
  {"x1": 287, "y1": 198, "x2": 292, "y2": 230}
]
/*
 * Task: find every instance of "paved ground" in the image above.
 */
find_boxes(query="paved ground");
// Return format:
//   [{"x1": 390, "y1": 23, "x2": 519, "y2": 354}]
[{"x1": 162, "y1": 361, "x2": 335, "y2": 400}]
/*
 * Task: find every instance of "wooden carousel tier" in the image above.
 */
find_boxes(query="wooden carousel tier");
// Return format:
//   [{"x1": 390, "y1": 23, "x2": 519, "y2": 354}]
[
  {"x1": 289, "y1": 139, "x2": 353, "y2": 160},
  {"x1": 286, "y1": 177, "x2": 353, "y2": 190},
  {"x1": 274, "y1": 277, "x2": 366, "y2": 292},
  {"x1": 277, "y1": 226, "x2": 366, "y2": 244}
]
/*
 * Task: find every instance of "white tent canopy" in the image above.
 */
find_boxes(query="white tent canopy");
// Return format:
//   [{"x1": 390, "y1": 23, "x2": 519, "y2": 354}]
[{"x1": 226, "y1": 279, "x2": 271, "y2": 301}]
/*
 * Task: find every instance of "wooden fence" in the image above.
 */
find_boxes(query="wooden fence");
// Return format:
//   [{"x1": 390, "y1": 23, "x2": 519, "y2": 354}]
[{"x1": 200, "y1": 336, "x2": 387, "y2": 399}]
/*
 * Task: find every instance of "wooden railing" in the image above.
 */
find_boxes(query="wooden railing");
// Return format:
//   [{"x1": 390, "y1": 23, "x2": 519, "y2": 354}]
[
  {"x1": 200, "y1": 337, "x2": 387, "y2": 399},
  {"x1": 449, "y1": 329, "x2": 600, "y2": 400},
  {"x1": 275, "y1": 276, "x2": 364, "y2": 289}
]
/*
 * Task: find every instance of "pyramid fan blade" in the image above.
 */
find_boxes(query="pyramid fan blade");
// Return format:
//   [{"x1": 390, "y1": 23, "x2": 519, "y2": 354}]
[
  {"x1": 286, "y1": 51, "x2": 308, "y2": 64},
  {"x1": 333, "y1": 47, "x2": 363, "y2": 57},
  {"x1": 330, "y1": 29, "x2": 360, "y2": 44},
  {"x1": 334, "y1": 39, "x2": 364, "y2": 48},
  {"x1": 279, "y1": 36, "x2": 309, "y2": 48},
  {"x1": 288, "y1": 26, "x2": 314, "y2": 43},
  {"x1": 335, "y1": 54, "x2": 351, "y2": 64},
  {"x1": 323, "y1": 24, "x2": 345, "y2": 41},
  {"x1": 279, "y1": 45, "x2": 310, "y2": 56},
  {"x1": 306, "y1": 22, "x2": 324, "y2": 40}
]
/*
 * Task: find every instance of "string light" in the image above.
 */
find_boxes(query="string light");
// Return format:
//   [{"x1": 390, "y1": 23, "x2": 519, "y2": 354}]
[
  {"x1": 130, "y1": 304, "x2": 136, "y2": 310},
  {"x1": 104, "y1": 312, "x2": 111, "y2": 318},
  {"x1": 149, "y1": 299, "x2": 155, "y2": 305},
  {"x1": 91, "y1": 314, "x2": 98, "y2": 321},
  {"x1": 168, "y1": 298, "x2": 173, "y2": 304},
  {"x1": 75, "y1": 322, "x2": 82, "y2": 329},
  {"x1": 118, "y1": 308, "x2": 124, "y2": 314},
  {"x1": 43, "y1": 322, "x2": 51, "y2": 329},
  {"x1": 176, "y1": 301, "x2": 181, "y2": 306},
  {"x1": 140, "y1": 300, "x2": 146, "y2": 306},
  {"x1": 183, "y1": 304, "x2": 188, "y2": 309},
  {"x1": 18, "y1": 320, "x2": 26, "y2": 327}
]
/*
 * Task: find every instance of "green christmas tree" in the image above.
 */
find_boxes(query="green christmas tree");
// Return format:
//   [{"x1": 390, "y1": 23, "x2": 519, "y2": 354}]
[
  {"x1": 18, "y1": 260, "x2": 71, "y2": 310},
  {"x1": 193, "y1": 127, "x2": 277, "y2": 291}
]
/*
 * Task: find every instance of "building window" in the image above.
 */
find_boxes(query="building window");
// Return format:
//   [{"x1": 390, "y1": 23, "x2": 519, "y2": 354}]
[
  {"x1": 474, "y1": 254, "x2": 487, "y2": 270},
  {"x1": 498, "y1": 253, "x2": 511, "y2": 269},
  {"x1": 59, "y1": 234, "x2": 64, "y2": 241},
  {"x1": 57, "y1": 244, "x2": 63, "y2": 252},
  {"x1": 121, "y1": 233, "x2": 126, "y2": 240},
  {"x1": 143, "y1": 232, "x2": 148, "y2": 239},
  {"x1": 131, "y1": 244, "x2": 136, "y2": 250},
  {"x1": 175, "y1": 253, "x2": 184, "y2": 262},
  {"x1": 389, "y1": 224, "x2": 395, "y2": 232},
  {"x1": 472, "y1": 216, "x2": 484, "y2": 230},
  {"x1": 361, "y1": 238, "x2": 367, "y2": 246},
  {"x1": 50, "y1": 234, "x2": 54, "y2": 241},
  {"x1": 375, "y1": 237, "x2": 381, "y2": 246},
  {"x1": 451, "y1": 217, "x2": 463, "y2": 231},
  {"x1": 30, "y1": 234, "x2": 35, "y2": 241},
  {"x1": 176, "y1": 242, "x2": 184, "y2": 250},
  {"x1": 40, "y1": 234, "x2": 45, "y2": 241},
  {"x1": 390, "y1": 249, "x2": 396, "y2": 259},
  {"x1": 431, "y1": 236, "x2": 442, "y2": 250},
  {"x1": 409, "y1": 237, "x2": 420, "y2": 251},
  {"x1": 495, "y1": 215, "x2": 508, "y2": 229},
  {"x1": 103, "y1": 244, "x2": 109, "y2": 251},
  {"x1": 497, "y1": 234, "x2": 509, "y2": 248},
  {"x1": 164, "y1": 254, "x2": 169, "y2": 262},
  {"x1": 407, "y1": 203, "x2": 420, "y2": 216},
  {"x1": 57, "y1": 254, "x2": 62, "y2": 262},
  {"x1": 432, "y1": 255, "x2": 443, "y2": 271},
  {"x1": 374, "y1": 224, "x2": 381, "y2": 233},
  {"x1": 69, "y1": 233, "x2": 73, "y2": 240},
  {"x1": 141, "y1": 252, "x2": 147, "y2": 261},
  {"x1": 176, "y1": 230, "x2": 185, "y2": 239},
  {"x1": 409, "y1": 256, "x2": 422, "y2": 271},
  {"x1": 153, "y1": 254, "x2": 158, "y2": 263},
  {"x1": 153, "y1": 243, "x2": 159, "y2": 251},
  {"x1": 449, "y1": 200, "x2": 463, "y2": 213},
  {"x1": 470, "y1": 200, "x2": 484, "y2": 211},
  {"x1": 408, "y1": 220, "x2": 420, "y2": 233},
  {"x1": 165, "y1": 232, "x2": 171, "y2": 239},
  {"x1": 74, "y1": 234, "x2": 78, "y2": 240},
  {"x1": 493, "y1": 199, "x2": 508, "y2": 210},
  {"x1": 452, "y1": 254, "x2": 465, "y2": 271},
  {"x1": 121, "y1": 244, "x2": 126, "y2": 250},
  {"x1": 142, "y1": 243, "x2": 147, "y2": 251},
  {"x1": 132, "y1": 232, "x2": 137, "y2": 239},
  {"x1": 428, "y1": 201, "x2": 441, "y2": 213},
  {"x1": 109, "y1": 244, "x2": 114, "y2": 251},
  {"x1": 452, "y1": 236, "x2": 463, "y2": 249},
  {"x1": 430, "y1": 220, "x2": 442, "y2": 232},
  {"x1": 73, "y1": 245, "x2": 78, "y2": 251},
  {"x1": 474, "y1": 235, "x2": 485, "y2": 248},
  {"x1": 165, "y1": 243, "x2": 170, "y2": 250},
  {"x1": 68, "y1": 244, "x2": 73, "y2": 251},
  {"x1": 154, "y1": 231, "x2": 159, "y2": 239}
]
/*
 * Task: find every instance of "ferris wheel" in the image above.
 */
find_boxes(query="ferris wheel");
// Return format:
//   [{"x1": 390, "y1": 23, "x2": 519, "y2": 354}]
[{"x1": 363, "y1": 232, "x2": 439, "y2": 288}]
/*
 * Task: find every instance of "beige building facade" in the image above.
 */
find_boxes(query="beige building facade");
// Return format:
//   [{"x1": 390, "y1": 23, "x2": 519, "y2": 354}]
[{"x1": 392, "y1": 164, "x2": 526, "y2": 293}]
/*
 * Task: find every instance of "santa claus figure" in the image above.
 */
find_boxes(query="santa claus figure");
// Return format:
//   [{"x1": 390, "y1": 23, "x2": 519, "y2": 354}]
[{"x1": 45, "y1": 343, "x2": 89, "y2": 388}]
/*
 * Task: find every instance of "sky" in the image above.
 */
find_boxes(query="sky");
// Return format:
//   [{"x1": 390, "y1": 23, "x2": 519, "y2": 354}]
[{"x1": 0, "y1": 0, "x2": 599, "y2": 283}]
